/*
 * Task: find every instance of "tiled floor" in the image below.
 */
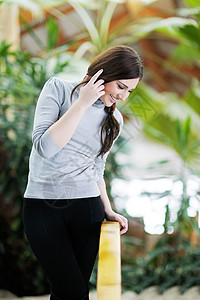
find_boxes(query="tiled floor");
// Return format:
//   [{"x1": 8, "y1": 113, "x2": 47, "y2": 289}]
[{"x1": 0, "y1": 287, "x2": 200, "y2": 300}]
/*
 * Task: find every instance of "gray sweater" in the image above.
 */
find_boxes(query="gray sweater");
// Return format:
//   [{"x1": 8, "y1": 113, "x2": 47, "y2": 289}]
[{"x1": 24, "y1": 77, "x2": 123, "y2": 199}]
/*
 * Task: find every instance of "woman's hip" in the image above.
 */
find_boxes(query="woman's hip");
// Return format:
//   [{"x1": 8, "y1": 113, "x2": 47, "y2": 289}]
[{"x1": 22, "y1": 195, "x2": 105, "y2": 228}]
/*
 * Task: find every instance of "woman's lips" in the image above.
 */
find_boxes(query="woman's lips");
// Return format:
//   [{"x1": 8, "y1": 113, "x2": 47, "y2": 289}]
[{"x1": 110, "y1": 95, "x2": 116, "y2": 103}]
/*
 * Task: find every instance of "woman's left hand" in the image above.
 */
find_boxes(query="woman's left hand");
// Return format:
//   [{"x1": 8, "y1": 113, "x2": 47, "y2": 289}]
[{"x1": 105, "y1": 210, "x2": 128, "y2": 235}]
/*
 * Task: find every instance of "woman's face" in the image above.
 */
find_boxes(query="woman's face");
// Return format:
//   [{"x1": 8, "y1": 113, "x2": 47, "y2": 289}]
[{"x1": 100, "y1": 78, "x2": 140, "y2": 107}]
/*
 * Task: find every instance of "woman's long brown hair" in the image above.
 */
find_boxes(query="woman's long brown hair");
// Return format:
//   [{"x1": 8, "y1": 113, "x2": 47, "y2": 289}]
[{"x1": 70, "y1": 45, "x2": 143, "y2": 157}]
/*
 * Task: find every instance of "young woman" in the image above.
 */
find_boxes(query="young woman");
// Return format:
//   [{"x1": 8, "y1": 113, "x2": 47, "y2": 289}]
[{"x1": 23, "y1": 45, "x2": 143, "y2": 300}]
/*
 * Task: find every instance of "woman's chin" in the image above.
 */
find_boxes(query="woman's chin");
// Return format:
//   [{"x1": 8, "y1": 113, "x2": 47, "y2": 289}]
[
  {"x1": 105, "y1": 104, "x2": 113, "y2": 108},
  {"x1": 101, "y1": 96, "x2": 115, "y2": 107}
]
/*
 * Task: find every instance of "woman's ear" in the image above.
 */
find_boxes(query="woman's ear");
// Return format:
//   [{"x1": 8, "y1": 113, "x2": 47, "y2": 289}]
[
  {"x1": 84, "y1": 75, "x2": 88, "y2": 80},
  {"x1": 82, "y1": 75, "x2": 89, "y2": 87}
]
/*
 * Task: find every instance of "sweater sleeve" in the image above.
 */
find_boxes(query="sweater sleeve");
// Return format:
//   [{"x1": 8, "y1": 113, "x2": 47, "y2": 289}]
[
  {"x1": 94, "y1": 113, "x2": 123, "y2": 185},
  {"x1": 32, "y1": 77, "x2": 65, "y2": 159},
  {"x1": 94, "y1": 151, "x2": 109, "y2": 185}
]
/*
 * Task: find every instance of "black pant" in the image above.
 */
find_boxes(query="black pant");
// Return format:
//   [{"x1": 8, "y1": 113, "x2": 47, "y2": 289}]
[{"x1": 22, "y1": 196, "x2": 105, "y2": 300}]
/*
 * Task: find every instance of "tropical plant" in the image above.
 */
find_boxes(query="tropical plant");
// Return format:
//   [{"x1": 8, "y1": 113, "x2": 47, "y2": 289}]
[
  {"x1": 0, "y1": 44, "x2": 46, "y2": 296},
  {"x1": 119, "y1": 78, "x2": 200, "y2": 231},
  {"x1": 0, "y1": 37, "x2": 78, "y2": 295},
  {"x1": 65, "y1": 0, "x2": 199, "y2": 62},
  {"x1": 117, "y1": 0, "x2": 200, "y2": 234},
  {"x1": 115, "y1": 0, "x2": 200, "y2": 280},
  {"x1": 121, "y1": 245, "x2": 200, "y2": 293},
  {"x1": 0, "y1": 39, "x2": 126, "y2": 295},
  {"x1": 1, "y1": 0, "x2": 200, "y2": 295},
  {"x1": 122, "y1": 9, "x2": 200, "y2": 293}
]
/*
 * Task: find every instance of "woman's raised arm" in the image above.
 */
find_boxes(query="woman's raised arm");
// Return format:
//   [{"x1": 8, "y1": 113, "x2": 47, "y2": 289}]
[{"x1": 49, "y1": 69, "x2": 105, "y2": 149}]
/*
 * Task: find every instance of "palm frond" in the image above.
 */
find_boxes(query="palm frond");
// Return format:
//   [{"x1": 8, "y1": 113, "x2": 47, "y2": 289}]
[
  {"x1": 35, "y1": 0, "x2": 68, "y2": 9},
  {"x1": 133, "y1": 17, "x2": 198, "y2": 35},
  {"x1": 177, "y1": 7, "x2": 200, "y2": 17},
  {"x1": 163, "y1": 97, "x2": 200, "y2": 135},
  {"x1": 2, "y1": 0, "x2": 44, "y2": 19},
  {"x1": 171, "y1": 44, "x2": 200, "y2": 65},
  {"x1": 99, "y1": 1, "x2": 117, "y2": 47},
  {"x1": 68, "y1": 0, "x2": 101, "y2": 50},
  {"x1": 182, "y1": 0, "x2": 200, "y2": 8},
  {"x1": 74, "y1": 41, "x2": 98, "y2": 58}
]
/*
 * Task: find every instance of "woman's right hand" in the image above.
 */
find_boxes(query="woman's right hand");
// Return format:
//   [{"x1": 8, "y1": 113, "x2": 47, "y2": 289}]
[{"x1": 77, "y1": 69, "x2": 105, "y2": 109}]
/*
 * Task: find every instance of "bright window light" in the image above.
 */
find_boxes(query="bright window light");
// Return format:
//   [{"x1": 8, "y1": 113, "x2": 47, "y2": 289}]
[
  {"x1": 140, "y1": 0, "x2": 157, "y2": 4},
  {"x1": 111, "y1": 176, "x2": 200, "y2": 235}
]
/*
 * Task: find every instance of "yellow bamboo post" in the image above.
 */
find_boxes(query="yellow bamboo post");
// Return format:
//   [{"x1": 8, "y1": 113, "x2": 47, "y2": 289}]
[
  {"x1": 97, "y1": 221, "x2": 121, "y2": 300},
  {"x1": 0, "y1": 5, "x2": 20, "y2": 50}
]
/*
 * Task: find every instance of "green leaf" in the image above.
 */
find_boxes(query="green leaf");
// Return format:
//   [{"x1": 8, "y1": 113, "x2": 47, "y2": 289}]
[
  {"x1": 11, "y1": 218, "x2": 21, "y2": 231},
  {"x1": 20, "y1": 15, "x2": 46, "y2": 49},
  {"x1": 177, "y1": 6, "x2": 200, "y2": 17},
  {"x1": 0, "y1": 40, "x2": 12, "y2": 55},
  {"x1": 144, "y1": 124, "x2": 172, "y2": 145},
  {"x1": 189, "y1": 140, "x2": 200, "y2": 151},
  {"x1": 3, "y1": 0, "x2": 44, "y2": 18},
  {"x1": 99, "y1": 1, "x2": 117, "y2": 46},
  {"x1": 131, "y1": 17, "x2": 198, "y2": 36},
  {"x1": 171, "y1": 43, "x2": 200, "y2": 65},
  {"x1": 46, "y1": 16, "x2": 59, "y2": 50},
  {"x1": 183, "y1": 0, "x2": 200, "y2": 8},
  {"x1": 68, "y1": 0, "x2": 101, "y2": 50},
  {"x1": 183, "y1": 117, "x2": 191, "y2": 145},
  {"x1": 178, "y1": 24, "x2": 200, "y2": 50},
  {"x1": 74, "y1": 41, "x2": 98, "y2": 58}
]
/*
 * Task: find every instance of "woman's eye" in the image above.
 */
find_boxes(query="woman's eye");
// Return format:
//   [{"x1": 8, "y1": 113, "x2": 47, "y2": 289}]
[{"x1": 117, "y1": 84, "x2": 124, "y2": 90}]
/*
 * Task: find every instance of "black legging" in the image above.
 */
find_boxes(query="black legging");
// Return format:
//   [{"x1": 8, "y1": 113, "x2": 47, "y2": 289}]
[{"x1": 22, "y1": 196, "x2": 105, "y2": 300}]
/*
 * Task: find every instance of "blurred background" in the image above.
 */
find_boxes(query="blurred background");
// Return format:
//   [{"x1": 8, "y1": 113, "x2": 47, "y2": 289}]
[{"x1": 0, "y1": 0, "x2": 200, "y2": 298}]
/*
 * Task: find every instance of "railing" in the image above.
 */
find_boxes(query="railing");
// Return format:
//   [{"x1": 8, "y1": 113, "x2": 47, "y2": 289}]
[{"x1": 97, "y1": 221, "x2": 121, "y2": 300}]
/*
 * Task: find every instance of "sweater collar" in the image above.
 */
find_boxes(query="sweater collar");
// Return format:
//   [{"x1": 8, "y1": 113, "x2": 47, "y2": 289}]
[{"x1": 92, "y1": 98, "x2": 105, "y2": 108}]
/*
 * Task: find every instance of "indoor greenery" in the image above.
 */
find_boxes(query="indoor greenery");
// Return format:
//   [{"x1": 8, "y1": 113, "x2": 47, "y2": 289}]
[
  {"x1": 121, "y1": 246, "x2": 200, "y2": 293},
  {"x1": 0, "y1": 0, "x2": 200, "y2": 296},
  {"x1": 0, "y1": 40, "x2": 125, "y2": 295}
]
